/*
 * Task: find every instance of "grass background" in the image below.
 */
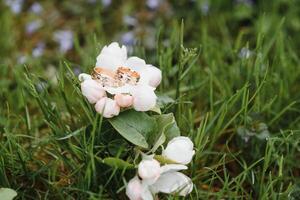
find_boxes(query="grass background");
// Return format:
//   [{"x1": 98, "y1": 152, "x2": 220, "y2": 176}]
[{"x1": 1, "y1": 0, "x2": 300, "y2": 199}]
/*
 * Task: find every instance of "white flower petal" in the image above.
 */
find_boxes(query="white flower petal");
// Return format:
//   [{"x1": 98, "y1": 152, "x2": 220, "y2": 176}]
[
  {"x1": 162, "y1": 136, "x2": 195, "y2": 165},
  {"x1": 126, "y1": 176, "x2": 154, "y2": 200},
  {"x1": 160, "y1": 164, "x2": 188, "y2": 174},
  {"x1": 96, "y1": 42, "x2": 127, "y2": 70},
  {"x1": 139, "y1": 65, "x2": 162, "y2": 88},
  {"x1": 131, "y1": 85, "x2": 157, "y2": 111},
  {"x1": 101, "y1": 42, "x2": 127, "y2": 61},
  {"x1": 78, "y1": 73, "x2": 92, "y2": 82},
  {"x1": 124, "y1": 56, "x2": 147, "y2": 73},
  {"x1": 95, "y1": 97, "x2": 120, "y2": 118},
  {"x1": 151, "y1": 172, "x2": 193, "y2": 196},
  {"x1": 114, "y1": 94, "x2": 133, "y2": 108},
  {"x1": 126, "y1": 176, "x2": 143, "y2": 200},
  {"x1": 138, "y1": 159, "x2": 161, "y2": 185},
  {"x1": 80, "y1": 80, "x2": 106, "y2": 104},
  {"x1": 141, "y1": 182, "x2": 154, "y2": 200},
  {"x1": 96, "y1": 54, "x2": 124, "y2": 71}
]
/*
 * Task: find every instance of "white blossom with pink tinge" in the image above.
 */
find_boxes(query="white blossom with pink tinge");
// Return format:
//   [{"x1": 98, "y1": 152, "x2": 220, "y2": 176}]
[
  {"x1": 78, "y1": 42, "x2": 162, "y2": 118},
  {"x1": 126, "y1": 143, "x2": 195, "y2": 200}
]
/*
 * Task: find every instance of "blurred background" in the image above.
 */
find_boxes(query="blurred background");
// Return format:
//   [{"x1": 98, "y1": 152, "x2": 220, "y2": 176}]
[
  {"x1": 1, "y1": 0, "x2": 300, "y2": 199},
  {"x1": 2, "y1": 0, "x2": 300, "y2": 114},
  {"x1": 1, "y1": 0, "x2": 300, "y2": 67}
]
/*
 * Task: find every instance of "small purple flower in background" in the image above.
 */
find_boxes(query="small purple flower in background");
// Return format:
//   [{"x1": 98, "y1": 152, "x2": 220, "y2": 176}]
[
  {"x1": 101, "y1": 0, "x2": 111, "y2": 7},
  {"x1": 53, "y1": 30, "x2": 73, "y2": 53},
  {"x1": 236, "y1": 0, "x2": 254, "y2": 6},
  {"x1": 32, "y1": 42, "x2": 45, "y2": 57},
  {"x1": 123, "y1": 15, "x2": 137, "y2": 27},
  {"x1": 35, "y1": 81, "x2": 48, "y2": 93},
  {"x1": 26, "y1": 19, "x2": 43, "y2": 35},
  {"x1": 87, "y1": 0, "x2": 111, "y2": 7},
  {"x1": 87, "y1": 0, "x2": 97, "y2": 4},
  {"x1": 17, "y1": 55, "x2": 27, "y2": 64},
  {"x1": 120, "y1": 32, "x2": 135, "y2": 54},
  {"x1": 4, "y1": 0, "x2": 24, "y2": 14},
  {"x1": 239, "y1": 47, "x2": 252, "y2": 59},
  {"x1": 201, "y1": 1, "x2": 210, "y2": 16},
  {"x1": 121, "y1": 32, "x2": 135, "y2": 46},
  {"x1": 30, "y1": 2, "x2": 43, "y2": 14},
  {"x1": 73, "y1": 66, "x2": 82, "y2": 76},
  {"x1": 146, "y1": 0, "x2": 160, "y2": 10}
]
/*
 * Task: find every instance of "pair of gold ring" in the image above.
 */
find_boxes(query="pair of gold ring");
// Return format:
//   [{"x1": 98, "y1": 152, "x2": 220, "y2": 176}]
[{"x1": 91, "y1": 67, "x2": 140, "y2": 87}]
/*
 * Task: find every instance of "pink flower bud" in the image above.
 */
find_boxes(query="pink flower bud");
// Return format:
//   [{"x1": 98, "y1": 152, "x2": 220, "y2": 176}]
[
  {"x1": 95, "y1": 97, "x2": 120, "y2": 118},
  {"x1": 138, "y1": 158, "x2": 161, "y2": 184},
  {"x1": 114, "y1": 94, "x2": 133, "y2": 108},
  {"x1": 162, "y1": 136, "x2": 195, "y2": 165},
  {"x1": 126, "y1": 176, "x2": 143, "y2": 200}
]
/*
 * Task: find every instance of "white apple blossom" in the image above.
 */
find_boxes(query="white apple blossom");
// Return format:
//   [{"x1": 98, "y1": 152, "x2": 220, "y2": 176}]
[
  {"x1": 94, "y1": 42, "x2": 161, "y2": 93},
  {"x1": 95, "y1": 97, "x2": 120, "y2": 118},
  {"x1": 126, "y1": 162, "x2": 193, "y2": 200},
  {"x1": 162, "y1": 136, "x2": 195, "y2": 165},
  {"x1": 78, "y1": 42, "x2": 162, "y2": 117},
  {"x1": 126, "y1": 143, "x2": 195, "y2": 200}
]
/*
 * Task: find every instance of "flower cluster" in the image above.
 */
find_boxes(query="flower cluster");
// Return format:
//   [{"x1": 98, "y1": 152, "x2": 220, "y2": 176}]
[
  {"x1": 78, "y1": 42, "x2": 195, "y2": 199},
  {"x1": 78, "y1": 42, "x2": 162, "y2": 118},
  {"x1": 126, "y1": 137, "x2": 195, "y2": 200}
]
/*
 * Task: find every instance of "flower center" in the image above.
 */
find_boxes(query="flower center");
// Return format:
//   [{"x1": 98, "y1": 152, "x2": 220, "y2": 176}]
[{"x1": 92, "y1": 67, "x2": 140, "y2": 87}]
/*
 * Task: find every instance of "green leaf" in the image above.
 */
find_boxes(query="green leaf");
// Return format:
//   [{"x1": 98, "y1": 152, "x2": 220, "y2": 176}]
[
  {"x1": 150, "y1": 104, "x2": 161, "y2": 114},
  {"x1": 55, "y1": 126, "x2": 85, "y2": 140},
  {"x1": 150, "y1": 113, "x2": 180, "y2": 152},
  {"x1": 156, "y1": 113, "x2": 180, "y2": 141},
  {"x1": 108, "y1": 110, "x2": 157, "y2": 148},
  {"x1": 157, "y1": 94, "x2": 175, "y2": 108},
  {"x1": 150, "y1": 133, "x2": 166, "y2": 153},
  {"x1": 0, "y1": 188, "x2": 17, "y2": 200},
  {"x1": 102, "y1": 157, "x2": 134, "y2": 169}
]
